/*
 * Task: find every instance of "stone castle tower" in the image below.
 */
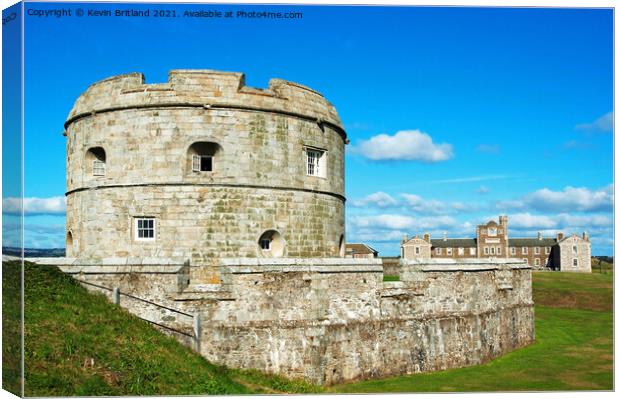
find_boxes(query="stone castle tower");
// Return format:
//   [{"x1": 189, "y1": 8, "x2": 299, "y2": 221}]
[{"x1": 64, "y1": 70, "x2": 346, "y2": 262}]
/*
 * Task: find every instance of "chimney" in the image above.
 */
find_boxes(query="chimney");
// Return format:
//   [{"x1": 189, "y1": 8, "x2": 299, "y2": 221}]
[
  {"x1": 537, "y1": 232, "x2": 542, "y2": 240},
  {"x1": 423, "y1": 232, "x2": 431, "y2": 243},
  {"x1": 557, "y1": 232, "x2": 564, "y2": 241},
  {"x1": 583, "y1": 231, "x2": 589, "y2": 241}
]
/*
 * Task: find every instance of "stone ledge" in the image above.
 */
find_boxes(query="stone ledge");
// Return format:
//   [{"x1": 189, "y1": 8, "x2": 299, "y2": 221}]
[
  {"x1": 220, "y1": 258, "x2": 384, "y2": 274},
  {"x1": 401, "y1": 258, "x2": 531, "y2": 272}
]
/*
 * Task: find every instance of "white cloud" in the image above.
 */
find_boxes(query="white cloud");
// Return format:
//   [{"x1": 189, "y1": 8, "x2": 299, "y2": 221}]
[
  {"x1": 575, "y1": 111, "x2": 613, "y2": 132},
  {"x1": 425, "y1": 174, "x2": 511, "y2": 184},
  {"x1": 508, "y1": 212, "x2": 612, "y2": 230},
  {"x1": 3, "y1": 196, "x2": 66, "y2": 216},
  {"x1": 496, "y1": 184, "x2": 613, "y2": 213},
  {"x1": 351, "y1": 192, "x2": 399, "y2": 208},
  {"x1": 349, "y1": 213, "x2": 457, "y2": 230},
  {"x1": 476, "y1": 144, "x2": 500, "y2": 154},
  {"x1": 351, "y1": 130, "x2": 453, "y2": 162}
]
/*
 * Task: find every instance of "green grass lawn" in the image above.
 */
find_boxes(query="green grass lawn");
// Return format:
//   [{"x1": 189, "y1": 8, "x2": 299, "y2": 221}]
[
  {"x1": 330, "y1": 271, "x2": 613, "y2": 393},
  {"x1": 14, "y1": 260, "x2": 613, "y2": 395}
]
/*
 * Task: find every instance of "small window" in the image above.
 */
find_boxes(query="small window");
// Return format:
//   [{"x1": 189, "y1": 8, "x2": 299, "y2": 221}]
[
  {"x1": 545, "y1": 246, "x2": 550, "y2": 254},
  {"x1": 572, "y1": 258, "x2": 578, "y2": 267},
  {"x1": 135, "y1": 218, "x2": 156, "y2": 241},
  {"x1": 86, "y1": 147, "x2": 106, "y2": 177},
  {"x1": 306, "y1": 148, "x2": 326, "y2": 177},
  {"x1": 522, "y1": 258, "x2": 528, "y2": 263},
  {"x1": 510, "y1": 247, "x2": 516, "y2": 255},
  {"x1": 192, "y1": 155, "x2": 213, "y2": 172},
  {"x1": 469, "y1": 248, "x2": 476, "y2": 256},
  {"x1": 497, "y1": 247, "x2": 501, "y2": 255},
  {"x1": 446, "y1": 247, "x2": 452, "y2": 255},
  {"x1": 522, "y1": 247, "x2": 528, "y2": 255},
  {"x1": 260, "y1": 238, "x2": 271, "y2": 250},
  {"x1": 484, "y1": 247, "x2": 489, "y2": 255},
  {"x1": 534, "y1": 247, "x2": 540, "y2": 255},
  {"x1": 435, "y1": 247, "x2": 442, "y2": 255},
  {"x1": 458, "y1": 247, "x2": 464, "y2": 255},
  {"x1": 188, "y1": 142, "x2": 221, "y2": 174},
  {"x1": 93, "y1": 160, "x2": 106, "y2": 176},
  {"x1": 258, "y1": 230, "x2": 284, "y2": 257},
  {"x1": 534, "y1": 258, "x2": 540, "y2": 266},
  {"x1": 415, "y1": 246, "x2": 420, "y2": 255},
  {"x1": 490, "y1": 247, "x2": 495, "y2": 255}
]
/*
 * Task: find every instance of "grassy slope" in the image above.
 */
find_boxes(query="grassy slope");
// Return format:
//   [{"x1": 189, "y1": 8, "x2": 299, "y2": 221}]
[
  {"x1": 2, "y1": 261, "x2": 22, "y2": 396},
  {"x1": 22, "y1": 262, "x2": 319, "y2": 396},
  {"x1": 330, "y1": 271, "x2": 613, "y2": 393}
]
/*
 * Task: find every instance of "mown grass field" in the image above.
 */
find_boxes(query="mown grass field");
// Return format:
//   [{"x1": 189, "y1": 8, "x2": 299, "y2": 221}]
[{"x1": 8, "y1": 260, "x2": 614, "y2": 395}]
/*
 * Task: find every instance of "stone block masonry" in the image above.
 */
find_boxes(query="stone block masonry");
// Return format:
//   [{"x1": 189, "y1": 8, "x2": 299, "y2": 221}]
[{"x1": 45, "y1": 257, "x2": 534, "y2": 385}]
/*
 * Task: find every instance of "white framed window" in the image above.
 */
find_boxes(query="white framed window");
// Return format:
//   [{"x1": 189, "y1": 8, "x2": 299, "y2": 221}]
[
  {"x1": 497, "y1": 247, "x2": 502, "y2": 255},
  {"x1": 534, "y1": 258, "x2": 540, "y2": 266},
  {"x1": 545, "y1": 247, "x2": 550, "y2": 254},
  {"x1": 510, "y1": 247, "x2": 516, "y2": 255},
  {"x1": 447, "y1": 247, "x2": 452, "y2": 255},
  {"x1": 490, "y1": 247, "x2": 495, "y2": 255},
  {"x1": 469, "y1": 248, "x2": 476, "y2": 256},
  {"x1": 534, "y1": 247, "x2": 540, "y2": 255},
  {"x1": 572, "y1": 258, "x2": 578, "y2": 268},
  {"x1": 484, "y1": 247, "x2": 489, "y2": 255},
  {"x1": 135, "y1": 218, "x2": 156, "y2": 241},
  {"x1": 488, "y1": 227, "x2": 497, "y2": 236},
  {"x1": 306, "y1": 148, "x2": 326, "y2": 177},
  {"x1": 458, "y1": 247, "x2": 464, "y2": 255},
  {"x1": 522, "y1": 247, "x2": 528, "y2": 254},
  {"x1": 93, "y1": 160, "x2": 106, "y2": 176},
  {"x1": 192, "y1": 155, "x2": 213, "y2": 172},
  {"x1": 415, "y1": 246, "x2": 420, "y2": 255},
  {"x1": 435, "y1": 247, "x2": 442, "y2": 255}
]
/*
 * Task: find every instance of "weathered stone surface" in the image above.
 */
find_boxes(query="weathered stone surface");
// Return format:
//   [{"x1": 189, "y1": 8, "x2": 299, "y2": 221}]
[{"x1": 47, "y1": 257, "x2": 534, "y2": 385}]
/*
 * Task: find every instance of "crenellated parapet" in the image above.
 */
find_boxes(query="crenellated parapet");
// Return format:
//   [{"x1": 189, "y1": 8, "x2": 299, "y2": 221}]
[{"x1": 65, "y1": 70, "x2": 345, "y2": 138}]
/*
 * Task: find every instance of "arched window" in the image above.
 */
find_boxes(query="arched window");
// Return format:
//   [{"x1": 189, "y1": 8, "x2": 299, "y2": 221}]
[
  {"x1": 188, "y1": 142, "x2": 222, "y2": 173},
  {"x1": 86, "y1": 147, "x2": 106, "y2": 176},
  {"x1": 258, "y1": 230, "x2": 284, "y2": 257},
  {"x1": 66, "y1": 231, "x2": 74, "y2": 256}
]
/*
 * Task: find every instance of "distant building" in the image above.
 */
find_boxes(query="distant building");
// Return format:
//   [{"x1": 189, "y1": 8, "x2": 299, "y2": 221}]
[
  {"x1": 345, "y1": 243, "x2": 379, "y2": 259},
  {"x1": 402, "y1": 215, "x2": 591, "y2": 273}
]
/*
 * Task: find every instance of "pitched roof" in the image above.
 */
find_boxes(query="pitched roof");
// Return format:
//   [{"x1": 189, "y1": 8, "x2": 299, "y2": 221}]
[
  {"x1": 345, "y1": 243, "x2": 378, "y2": 255},
  {"x1": 508, "y1": 238, "x2": 557, "y2": 247},
  {"x1": 431, "y1": 238, "x2": 477, "y2": 248}
]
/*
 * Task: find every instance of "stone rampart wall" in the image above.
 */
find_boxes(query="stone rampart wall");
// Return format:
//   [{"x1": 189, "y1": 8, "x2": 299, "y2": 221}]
[{"x1": 46, "y1": 257, "x2": 534, "y2": 385}]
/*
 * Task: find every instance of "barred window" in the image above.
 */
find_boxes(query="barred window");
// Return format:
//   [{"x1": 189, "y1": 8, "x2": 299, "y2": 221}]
[{"x1": 135, "y1": 218, "x2": 155, "y2": 241}]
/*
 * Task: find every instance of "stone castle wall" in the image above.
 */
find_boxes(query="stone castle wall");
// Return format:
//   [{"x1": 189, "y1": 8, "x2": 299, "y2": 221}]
[
  {"x1": 55, "y1": 258, "x2": 535, "y2": 385},
  {"x1": 65, "y1": 71, "x2": 346, "y2": 261}
]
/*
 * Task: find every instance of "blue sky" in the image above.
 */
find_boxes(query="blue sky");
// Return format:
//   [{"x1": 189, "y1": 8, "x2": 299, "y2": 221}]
[{"x1": 2, "y1": 2, "x2": 614, "y2": 254}]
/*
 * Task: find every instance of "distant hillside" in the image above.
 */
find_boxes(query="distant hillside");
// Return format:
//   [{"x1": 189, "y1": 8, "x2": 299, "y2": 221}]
[
  {"x1": 11, "y1": 261, "x2": 318, "y2": 396},
  {"x1": 2, "y1": 247, "x2": 66, "y2": 257}
]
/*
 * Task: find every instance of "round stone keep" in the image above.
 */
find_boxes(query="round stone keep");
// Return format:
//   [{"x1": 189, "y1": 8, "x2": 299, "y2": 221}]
[{"x1": 64, "y1": 70, "x2": 346, "y2": 260}]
